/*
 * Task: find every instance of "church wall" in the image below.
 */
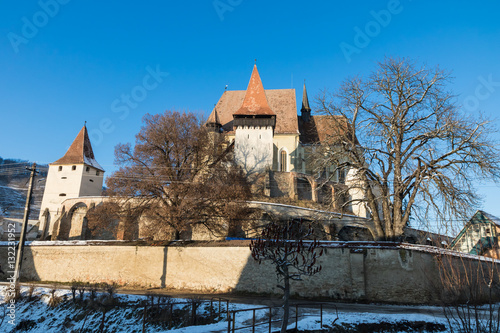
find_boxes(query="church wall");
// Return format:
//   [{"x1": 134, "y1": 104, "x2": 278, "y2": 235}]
[
  {"x1": 4, "y1": 241, "x2": 483, "y2": 304},
  {"x1": 272, "y1": 134, "x2": 299, "y2": 172}
]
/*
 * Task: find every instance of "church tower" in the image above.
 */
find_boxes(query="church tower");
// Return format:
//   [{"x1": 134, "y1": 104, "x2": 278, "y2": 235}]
[
  {"x1": 233, "y1": 65, "x2": 276, "y2": 174},
  {"x1": 38, "y1": 125, "x2": 105, "y2": 239}
]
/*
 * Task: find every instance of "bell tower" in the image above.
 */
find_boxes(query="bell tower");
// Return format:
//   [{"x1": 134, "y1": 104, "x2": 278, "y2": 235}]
[
  {"x1": 38, "y1": 125, "x2": 105, "y2": 239},
  {"x1": 233, "y1": 65, "x2": 276, "y2": 174}
]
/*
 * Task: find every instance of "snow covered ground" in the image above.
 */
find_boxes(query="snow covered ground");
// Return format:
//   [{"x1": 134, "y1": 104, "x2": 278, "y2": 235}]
[{"x1": 0, "y1": 285, "x2": 466, "y2": 332}]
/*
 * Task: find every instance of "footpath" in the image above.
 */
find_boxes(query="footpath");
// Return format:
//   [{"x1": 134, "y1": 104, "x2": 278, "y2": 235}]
[{"x1": 2, "y1": 281, "x2": 447, "y2": 318}]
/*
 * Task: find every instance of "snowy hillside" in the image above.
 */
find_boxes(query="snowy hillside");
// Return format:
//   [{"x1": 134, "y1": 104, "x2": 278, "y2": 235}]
[{"x1": 0, "y1": 158, "x2": 47, "y2": 220}]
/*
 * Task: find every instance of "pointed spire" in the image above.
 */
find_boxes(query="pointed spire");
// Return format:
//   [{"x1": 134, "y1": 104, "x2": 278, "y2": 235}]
[
  {"x1": 233, "y1": 65, "x2": 276, "y2": 116},
  {"x1": 301, "y1": 80, "x2": 311, "y2": 122},
  {"x1": 301, "y1": 81, "x2": 311, "y2": 112},
  {"x1": 53, "y1": 125, "x2": 104, "y2": 171}
]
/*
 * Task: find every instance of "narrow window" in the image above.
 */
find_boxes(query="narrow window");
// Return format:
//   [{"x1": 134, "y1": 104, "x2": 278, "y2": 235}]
[
  {"x1": 58, "y1": 166, "x2": 62, "y2": 171},
  {"x1": 280, "y1": 150, "x2": 287, "y2": 172},
  {"x1": 96, "y1": 171, "x2": 100, "y2": 176},
  {"x1": 338, "y1": 168, "x2": 346, "y2": 184},
  {"x1": 86, "y1": 166, "x2": 90, "y2": 172},
  {"x1": 72, "y1": 165, "x2": 76, "y2": 171}
]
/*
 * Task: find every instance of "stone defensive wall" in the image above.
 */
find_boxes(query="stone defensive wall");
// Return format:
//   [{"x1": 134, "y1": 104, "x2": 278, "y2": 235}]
[{"x1": 1, "y1": 240, "x2": 499, "y2": 304}]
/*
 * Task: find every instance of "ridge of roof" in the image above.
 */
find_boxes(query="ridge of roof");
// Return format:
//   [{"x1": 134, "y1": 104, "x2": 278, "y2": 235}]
[
  {"x1": 233, "y1": 65, "x2": 276, "y2": 117},
  {"x1": 52, "y1": 126, "x2": 104, "y2": 171}
]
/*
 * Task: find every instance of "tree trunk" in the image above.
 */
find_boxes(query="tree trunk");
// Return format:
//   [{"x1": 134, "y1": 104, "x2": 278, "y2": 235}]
[{"x1": 281, "y1": 266, "x2": 290, "y2": 333}]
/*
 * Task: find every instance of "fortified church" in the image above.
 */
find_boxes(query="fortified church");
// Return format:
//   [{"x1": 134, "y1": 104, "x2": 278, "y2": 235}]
[
  {"x1": 207, "y1": 65, "x2": 367, "y2": 216},
  {"x1": 37, "y1": 65, "x2": 370, "y2": 241}
]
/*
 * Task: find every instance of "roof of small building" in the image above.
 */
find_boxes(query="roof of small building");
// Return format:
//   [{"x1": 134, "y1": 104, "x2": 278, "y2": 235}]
[{"x1": 52, "y1": 125, "x2": 105, "y2": 171}]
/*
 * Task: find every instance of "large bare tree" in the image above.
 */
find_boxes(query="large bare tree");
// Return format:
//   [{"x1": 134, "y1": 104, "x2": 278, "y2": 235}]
[
  {"x1": 105, "y1": 110, "x2": 251, "y2": 240},
  {"x1": 315, "y1": 57, "x2": 500, "y2": 240}
]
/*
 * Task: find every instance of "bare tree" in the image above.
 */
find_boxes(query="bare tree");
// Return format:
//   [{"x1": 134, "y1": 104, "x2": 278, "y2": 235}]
[
  {"x1": 106, "y1": 110, "x2": 251, "y2": 240},
  {"x1": 315, "y1": 57, "x2": 500, "y2": 239},
  {"x1": 250, "y1": 218, "x2": 323, "y2": 333},
  {"x1": 436, "y1": 253, "x2": 500, "y2": 332}
]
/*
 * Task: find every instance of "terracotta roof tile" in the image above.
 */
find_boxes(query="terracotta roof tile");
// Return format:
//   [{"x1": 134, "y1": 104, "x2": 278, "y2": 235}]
[
  {"x1": 233, "y1": 65, "x2": 276, "y2": 117},
  {"x1": 52, "y1": 126, "x2": 104, "y2": 171},
  {"x1": 215, "y1": 89, "x2": 299, "y2": 135}
]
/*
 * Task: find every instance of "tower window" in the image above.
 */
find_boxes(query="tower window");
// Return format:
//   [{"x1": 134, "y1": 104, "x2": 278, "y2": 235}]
[
  {"x1": 59, "y1": 193, "x2": 66, "y2": 197},
  {"x1": 89, "y1": 179, "x2": 94, "y2": 182},
  {"x1": 58, "y1": 166, "x2": 62, "y2": 171},
  {"x1": 72, "y1": 165, "x2": 76, "y2": 171},
  {"x1": 86, "y1": 166, "x2": 90, "y2": 172},
  {"x1": 96, "y1": 171, "x2": 100, "y2": 176}
]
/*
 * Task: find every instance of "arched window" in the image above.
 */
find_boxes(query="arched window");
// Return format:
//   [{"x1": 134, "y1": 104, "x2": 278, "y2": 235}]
[{"x1": 280, "y1": 150, "x2": 288, "y2": 172}]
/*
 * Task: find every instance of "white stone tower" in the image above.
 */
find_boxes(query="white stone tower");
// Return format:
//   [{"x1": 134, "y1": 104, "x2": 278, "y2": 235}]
[
  {"x1": 38, "y1": 125, "x2": 104, "y2": 239},
  {"x1": 233, "y1": 65, "x2": 276, "y2": 174}
]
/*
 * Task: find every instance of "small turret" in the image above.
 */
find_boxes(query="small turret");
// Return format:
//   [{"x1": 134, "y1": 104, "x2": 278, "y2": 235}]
[{"x1": 206, "y1": 107, "x2": 222, "y2": 133}]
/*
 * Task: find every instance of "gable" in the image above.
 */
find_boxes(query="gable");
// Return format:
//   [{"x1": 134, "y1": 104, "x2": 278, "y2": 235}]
[{"x1": 450, "y1": 210, "x2": 500, "y2": 249}]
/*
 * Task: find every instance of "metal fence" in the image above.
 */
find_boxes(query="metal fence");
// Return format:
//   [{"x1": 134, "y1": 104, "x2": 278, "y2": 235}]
[
  {"x1": 226, "y1": 303, "x2": 334, "y2": 333},
  {"x1": 142, "y1": 297, "x2": 230, "y2": 332}
]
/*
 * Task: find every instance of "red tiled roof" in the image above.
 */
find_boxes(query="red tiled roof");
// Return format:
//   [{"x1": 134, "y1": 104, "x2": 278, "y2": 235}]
[
  {"x1": 215, "y1": 89, "x2": 299, "y2": 135},
  {"x1": 233, "y1": 65, "x2": 276, "y2": 117},
  {"x1": 52, "y1": 126, "x2": 104, "y2": 171}
]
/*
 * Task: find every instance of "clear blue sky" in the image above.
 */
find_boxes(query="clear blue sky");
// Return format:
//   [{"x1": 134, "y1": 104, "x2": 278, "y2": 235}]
[{"x1": 1, "y1": 1, "x2": 500, "y2": 219}]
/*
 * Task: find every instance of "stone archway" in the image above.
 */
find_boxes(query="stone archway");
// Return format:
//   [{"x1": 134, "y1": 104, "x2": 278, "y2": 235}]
[{"x1": 57, "y1": 202, "x2": 88, "y2": 240}]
